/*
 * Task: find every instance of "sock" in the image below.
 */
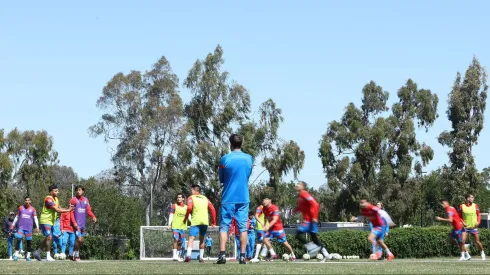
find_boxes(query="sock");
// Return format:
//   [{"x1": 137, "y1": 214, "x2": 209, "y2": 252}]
[
  {"x1": 46, "y1": 252, "x2": 51, "y2": 258},
  {"x1": 465, "y1": 251, "x2": 470, "y2": 257},
  {"x1": 385, "y1": 248, "x2": 391, "y2": 255},
  {"x1": 240, "y1": 252, "x2": 245, "y2": 259},
  {"x1": 254, "y1": 244, "x2": 262, "y2": 259},
  {"x1": 290, "y1": 252, "x2": 295, "y2": 258},
  {"x1": 172, "y1": 249, "x2": 177, "y2": 258},
  {"x1": 200, "y1": 249, "x2": 204, "y2": 259},
  {"x1": 27, "y1": 252, "x2": 31, "y2": 258},
  {"x1": 269, "y1": 248, "x2": 276, "y2": 256},
  {"x1": 461, "y1": 252, "x2": 465, "y2": 258},
  {"x1": 321, "y1": 247, "x2": 330, "y2": 257},
  {"x1": 186, "y1": 247, "x2": 192, "y2": 257},
  {"x1": 14, "y1": 250, "x2": 19, "y2": 256},
  {"x1": 260, "y1": 247, "x2": 268, "y2": 257},
  {"x1": 372, "y1": 243, "x2": 377, "y2": 254}
]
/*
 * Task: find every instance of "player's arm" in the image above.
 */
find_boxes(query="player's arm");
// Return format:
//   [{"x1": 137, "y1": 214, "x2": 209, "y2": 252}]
[
  {"x1": 33, "y1": 210, "x2": 40, "y2": 233},
  {"x1": 208, "y1": 201, "x2": 217, "y2": 226},
  {"x1": 86, "y1": 200, "x2": 97, "y2": 222},
  {"x1": 436, "y1": 211, "x2": 453, "y2": 223},
  {"x1": 183, "y1": 198, "x2": 193, "y2": 223},
  {"x1": 476, "y1": 203, "x2": 481, "y2": 226},
  {"x1": 49, "y1": 198, "x2": 72, "y2": 213},
  {"x1": 2, "y1": 220, "x2": 9, "y2": 234},
  {"x1": 167, "y1": 204, "x2": 175, "y2": 229}
]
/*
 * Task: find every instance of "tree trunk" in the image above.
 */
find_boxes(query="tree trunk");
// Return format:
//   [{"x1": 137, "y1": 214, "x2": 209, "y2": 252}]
[{"x1": 145, "y1": 201, "x2": 151, "y2": 226}]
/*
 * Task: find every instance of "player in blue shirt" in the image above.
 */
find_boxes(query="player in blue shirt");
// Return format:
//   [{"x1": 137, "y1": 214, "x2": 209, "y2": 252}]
[
  {"x1": 247, "y1": 211, "x2": 256, "y2": 260},
  {"x1": 205, "y1": 235, "x2": 213, "y2": 258},
  {"x1": 216, "y1": 134, "x2": 253, "y2": 265}
]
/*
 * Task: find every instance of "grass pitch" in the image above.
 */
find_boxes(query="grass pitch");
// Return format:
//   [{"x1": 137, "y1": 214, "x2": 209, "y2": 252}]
[{"x1": 2, "y1": 259, "x2": 490, "y2": 274}]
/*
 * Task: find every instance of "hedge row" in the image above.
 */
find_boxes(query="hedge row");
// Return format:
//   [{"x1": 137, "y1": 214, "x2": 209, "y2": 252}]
[
  {"x1": 274, "y1": 226, "x2": 490, "y2": 258},
  {"x1": 2, "y1": 226, "x2": 489, "y2": 260},
  {"x1": 0, "y1": 234, "x2": 139, "y2": 260}
]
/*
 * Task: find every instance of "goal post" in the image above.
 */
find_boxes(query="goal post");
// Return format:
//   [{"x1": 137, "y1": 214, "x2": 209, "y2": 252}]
[{"x1": 140, "y1": 226, "x2": 237, "y2": 261}]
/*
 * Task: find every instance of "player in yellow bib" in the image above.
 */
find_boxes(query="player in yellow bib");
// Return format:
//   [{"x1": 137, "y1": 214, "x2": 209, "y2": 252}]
[
  {"x1": 167, "y1": 193, "x2": 188, "y2": 261},
  {"x1": 33, "y1": 185, "x2": 73, "y2": 261},
  {"x1": 183, "y1": 185, "x2": 216, "y2": 263},
  {"x1": 250, "y1": 204, "x2": 270, "y2": 263},
  {"x1": 458, "y1": 194, "x2": 485, "y2": 260}
]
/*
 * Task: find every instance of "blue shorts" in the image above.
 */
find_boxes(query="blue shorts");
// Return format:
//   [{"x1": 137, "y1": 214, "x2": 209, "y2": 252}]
[
  {"x1": 265, "y1": 229, "x2": 288, "y2": 243},
  {"x1": 75, "y1": 228, "x2": 86, "y2": 237},
  {"x1": 371, "y1": 226, "x2": 385, "y2": 240},
  {"x1": 298, "y1": 221, "x2": 318, "y2": 234},
  {"x1": 14, "y1": 230, "x2": 33, "y2": 241},
  {"x1": 256, "y1": 230, "x2": 265, "y2": 242},
  {"x1": 464, "y1": 228, "x2": 479, "y2": 235},
  {"x1": 219, "y1": 203, "x2": 250, "y2": 233},
  {"x1": 172, "y1": 229, "x2": 185, "y2": 242},
  {"x1": 41, "y1": 224, "x2": 53, "y2": 237},
  {"x1": 189, "y1": 225, "x2": 208, "y2": 237},
  {"x1": 450, "y1": 229, "x2": 463, "y2": 243}
]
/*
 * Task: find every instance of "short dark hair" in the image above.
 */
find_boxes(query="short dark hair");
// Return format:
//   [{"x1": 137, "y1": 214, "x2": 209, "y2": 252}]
[
  {"x1": 191, "y1": 185, "x2": 201, "y2": 193},
  {"x1": 229, "y1": 134, "x2": 243, "y2": 149},
  {"x1": 298, "y1": 181, "x2": 307, "y2": 189},
  {"x1": 466, "y1": 194, "x2": 474, "y2": 199},
  {"x1": 177, "y1": 193, "x2": 184, "y2": 198},
  {"x1": 48, "y1": 185, "x2": 58, "y2": 192},
  {"x1": 75, "y1": 185, "x2": 85, "y2": 192},
  {"x1": 24, "y1": 196, "x2": 30, "y2": 200},
  {"x1": 249, "y1": 210, "x2": 254, "y2": 216}
]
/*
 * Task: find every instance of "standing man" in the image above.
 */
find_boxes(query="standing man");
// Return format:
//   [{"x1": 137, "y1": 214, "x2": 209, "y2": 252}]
[
  {"x1": 246, "y1": 211, "x2": 256, "y2": 260},
  {"x1": 60, "y1": 211, "x2": 76, "y2": 260},
  {"x1": 205, "y1": 235, "x2": 213, "y2": 258},
  {"x1": 293, "y1": 181, "x2": 330, "y2": 261},
  {"x1": 12, "y1": 196, "x2": 40, "y2": 261},
  {"x1": 70, "y1": 185, "x2": 97, "y2": 262},
  {"x1": 437, "y1": 199, "x2": 470, "y2": 261},
  {"x1": 217, "y1": 134, "x2": 254, "y2": 265},
  {"x1": 33, "y1": 185, "x2": 73, "y2": 261},
  {"x1": 183, "y1": 185, "x2": 217, "y2": 263},
  {"x1": 167, "y1": 193, "x2": 188, "y2": 261},
  {"x1": 458, "y1": 194, "x2": 485, "y2": 260},
  {"x1": 3, "y1": 211, "x2": 16, "y2": 260}
]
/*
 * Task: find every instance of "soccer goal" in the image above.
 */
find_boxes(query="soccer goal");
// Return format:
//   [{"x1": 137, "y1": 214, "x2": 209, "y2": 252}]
[{"x1": 140, "y1": 226, "x2": 237, "y2": 261}]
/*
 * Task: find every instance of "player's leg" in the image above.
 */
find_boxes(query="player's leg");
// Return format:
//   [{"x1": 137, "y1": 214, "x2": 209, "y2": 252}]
[
  {"x1": 218, "y1": 204, "x2": 234, "y2": 264},
  {"x1": 247, "y1": 231, "x2": 255, "y2": 259},
  {"x1": 34, "y1": 224, "x2": 52, "y2": 261},
  {"x1": 198, "y1": 226, "x2": 208, "y2": 261},
  {"x1": 453, "y1": 230, "x2": 468, "y2": 260},
  {"x1": 8, "y1": 235, "x2": 13, "y2": 259},
  {"x1": 61, "y1": 232, "x2": 67, "y2": 257},
  {"x1": 236, "y1": 203, "x2": 249, "y2": 263},
  {"x1": 185, "y1": 226, "x2": 198, "y2": 262},
  {"x1": 472, "y1": 230, "x2": 485, "y2": 259},
  {"x1": 376, "y1": 239, "x2": 394, "y2": 261},
  {"x1": 13, "y1": 231, "x2": 23, "y2": 257},
  {"x1": 276, "y1": 231, "x2": 295, "y2": 260},
  {"x1": 310, "y1": 232, "x2": 331, "y2": 260},
  {"x1": 252, "y1": 230, "x2": 265, "y2": 261},
  {"x1": 52, "y1": 234, "x2": 58, "y2": 254},
  {"x1": 73, "y1": 228, "x2": 85, "y2": 261},
  {"x1": 68, "y1": 232, "x2": 76, "y2": 259},
  {"x1": 171, "y1": 230, "x2": 181, "y2": 260},
  {"x1": 24, "y1": 231, "x2": 33, "y2": 260},
  {"x1": 262, "y1": 234, "x2": 273, "y2": 259}
]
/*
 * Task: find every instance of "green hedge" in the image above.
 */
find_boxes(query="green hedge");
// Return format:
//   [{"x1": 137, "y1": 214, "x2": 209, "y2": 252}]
[
  {"x1": 2, "y1": 226, "x2": 488, "y2": 260},
  {"x1": 273, "y1": 226, "x2": 490, "y2": 258},
  {"x1": 0, "y1": 234, "x2": 139, "y2": 260}
]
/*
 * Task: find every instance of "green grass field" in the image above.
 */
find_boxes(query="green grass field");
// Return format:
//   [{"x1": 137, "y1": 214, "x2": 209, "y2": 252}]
[{"x1": 2, "y1": 259, "x2": 490, "y2": 274}]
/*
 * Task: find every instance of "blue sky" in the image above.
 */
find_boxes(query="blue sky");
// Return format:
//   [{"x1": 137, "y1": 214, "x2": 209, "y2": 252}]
[{"x1": 1, "y1": 1, "x2": 490, "y2": 188}]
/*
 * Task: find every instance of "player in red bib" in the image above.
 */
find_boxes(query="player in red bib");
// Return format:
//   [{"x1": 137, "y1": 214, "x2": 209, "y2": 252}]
[
  {"x1": 261, "y1": 197, "x2": 295, "y2": 261},
  {"x1": 436, "y1": 199, "x2": 470, "y2": 261},
  {"x1": 351, "y1": 199, "x2": 394, "y2": 261},
  {"x1": 293, "y1": 181, "x2": 330, "y2": 261}
]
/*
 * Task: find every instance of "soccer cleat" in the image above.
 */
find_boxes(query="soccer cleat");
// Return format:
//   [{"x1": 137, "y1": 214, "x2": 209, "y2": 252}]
[
  {"x1": 172, "y1": 256, "x2": 179, "y2": 261},
  {"x1": 184, "y1": 256, "x2": 191, "y2": 262},
  {"x1": 387, "y1": 253, "x2": 395, "y2": 261},
  {"x1": 215, "y1": 254, "x2": 226, "y2": 264},
  {"x1": 33, "y1": 251, "x2": 42, "y2": 261},
  {"x1": 290, "y1": 255, "x2": 296, "y2": 262},
  {"x1": 199, "y1": 257, "x2": 205, "y2": 263},
  {"x1": 26, "y1": 257, "x2": 31, "y2": 261},
  {"x1": 459, "y1": 256, "x2": 466, "y2": 261},
  {"x1": 369, "y1": 254, "x2": 378, "y2": 260},
  {"x1": 239, "y1": 256, "x2": 246, "y2": 264},
  {"x1": 46, "y1": 256, "x2": 55, "y2": 262},
  {"x1": 249, "y1": 258, "x2": 260, "y2": 263},
  {"x1": 319, "y1": 254, "x2": 331, "y2": 263},
  {"x1": 482, "y1": 252, "x2": 486, "y2": 261},
  {"x1": 8, "y1": 256, "x2": 13, "y2": 260},
  {"x1": 465, "y1": 254, "x2": 472, "y2": 261},
  {"x1": 74, "y1": 257, "x2": 81, "y2": 262}
]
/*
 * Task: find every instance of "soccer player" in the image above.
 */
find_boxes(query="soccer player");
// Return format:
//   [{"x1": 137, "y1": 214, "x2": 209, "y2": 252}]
[
  {"x1": 167, "y1": 193, "x2": 188, "y2": 261},
  {"x1": 205, "y1": 235, "x2": 213, "y2": 258},
  {"x1": 351, "y1": 199, "x2": 394, "y2": 261},
  {"x1": 261, "y1": 197, "x2": 296, "y2": 261},
  {"x1": 372, "y1": 202, "x2": 395, "y2": 260},
  {"x1": 436, "y1": 199, "x2": 470, "y2": 261},
  {"x1": 293, "y1": 181, "x2": 330, "y2": 261},
  {"x1": 459, "y1": 194, "x2": 485, "y2": 260},
  {"x1": 3, "y1": 211, "x2": 16, "y2": 260},
  {"x1": 52, "y1": 217, "x2": 62, "y2": 258},
  {"x1": 250, "y1": 204, "x2": 269, "y2": 263},
  {"x1": 217, "y1": 134, "x2": 254, "y2": 265},
  {"x1": 183, "y1": 185, "x2": 217, "y2": 263},
  {"x1": 60, "y1": 211, "x2": 76, "y2": 260},
  {"x1": 34, "y1": 185, "x2": 73, "y2": 261},
  {"x1": 247, "y1": 211, "x2": 256, "y2": 260},
  {"x1": 70, "y1": 185, "x2": 97, "y2": 261},
  {"x1": 11, "y1": 196, "x2": 40, "y2": 261}
]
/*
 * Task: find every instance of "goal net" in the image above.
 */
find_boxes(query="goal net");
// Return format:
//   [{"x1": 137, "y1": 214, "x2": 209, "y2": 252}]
[{"x1": 140, "y1": 226, "x2": 237, "y2": 261}]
